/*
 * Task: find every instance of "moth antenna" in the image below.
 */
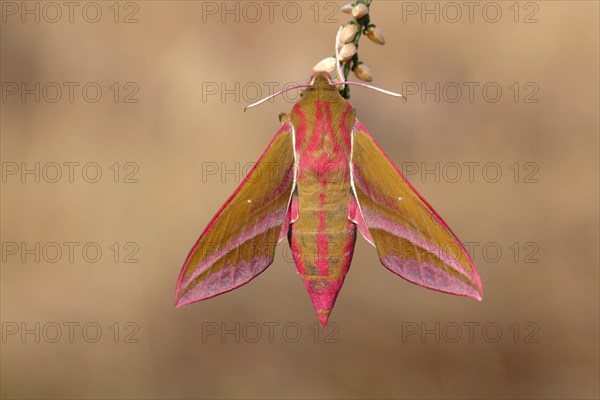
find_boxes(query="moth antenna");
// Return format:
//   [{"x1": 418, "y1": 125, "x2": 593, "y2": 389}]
[
  {"x1": 244, "y1": 84, "x2": 312, "y2": 111},
  {"x1": 334, "y1": 26, "x2": 345, "y2": 83},
  {"x1": 331, "y1": 81, "x2": 403, "y2": 98}
]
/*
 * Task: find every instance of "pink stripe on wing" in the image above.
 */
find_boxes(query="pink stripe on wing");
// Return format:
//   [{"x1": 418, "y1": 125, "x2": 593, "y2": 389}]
[
  {"x1": 180, "y1": 209, "x2": 285, "y2": 289},
  {"x1": 382, "y1": 254, "x2": 481, "y2": 299},
  {"x1": 181, "y1": 168, "x2": 294, "y2": 289},
  {"x1": 178, "y1": 255, "x2": 272, "y2": 305},
  {"x1": 361, "y1": 206, "x2": 470, "y2": 279}
]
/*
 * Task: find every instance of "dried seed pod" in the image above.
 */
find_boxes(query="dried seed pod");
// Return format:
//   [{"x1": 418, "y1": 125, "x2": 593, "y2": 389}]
[
  {"x1": 338, "y1": 23, "x2": 358, "y2": 45},
  {"x1": 340, "y1": 2, "x2": 354, "y2": 13},
  {"x1": 353, "y1": 62, "x2": 373, "y2": 82},
  {"x1": 352, "y1": 3, "x2": 369, "y2": 19},
  {"x1": 365, "y1": 25, "x2": 386, "y2": 45},
  {"x1": 313, "y1": 57, "x2": 338, "y2": 73},
  {"x1": 339, "y1": 43, "x2": 357, "y2": 62}
]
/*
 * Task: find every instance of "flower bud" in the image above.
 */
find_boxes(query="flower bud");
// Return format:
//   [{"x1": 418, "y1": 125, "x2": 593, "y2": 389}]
[
  {"x1": 352, "y1": 3, "x2": 369, "y2": 18},
  {"x1": 313, "y1": 56, "x2": 337, "y2": 73},
  {"x1": 353, "y1": 62, "x2": 373, "y2": 82},
  {"x1": 340, "y1": 2, "x2": 354, "y2": 13},
  {"x1": 338, "y1": 23, "x2": 358, "y2": 45},
  {"x1": 365, "y1": 25, "x2": 385, "y2": 45},
  {"x1": 339, "y1": 43, "x2": 357, "y2": 62}
]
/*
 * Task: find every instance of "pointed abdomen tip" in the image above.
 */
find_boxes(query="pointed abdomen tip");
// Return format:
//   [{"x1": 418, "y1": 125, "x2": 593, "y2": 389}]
[{"x1": 318, "y1": 313, "x2": 330, "y2": 328}]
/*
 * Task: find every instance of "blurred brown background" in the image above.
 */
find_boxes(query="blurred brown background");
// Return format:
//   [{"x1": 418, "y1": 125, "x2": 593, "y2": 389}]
[{"x1": 1, "y1": 1, "x2": 598, "y2": 398}]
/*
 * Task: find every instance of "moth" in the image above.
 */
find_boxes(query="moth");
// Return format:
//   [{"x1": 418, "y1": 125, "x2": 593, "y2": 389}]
[{"x1": 175, "y1": 72, "x2": 482, "y2": 326}]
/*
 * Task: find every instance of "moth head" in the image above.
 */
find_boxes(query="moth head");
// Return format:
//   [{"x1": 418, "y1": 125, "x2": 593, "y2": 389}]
[{"x1": 308, "y1": 72, "x2": 339, "y2": 93}]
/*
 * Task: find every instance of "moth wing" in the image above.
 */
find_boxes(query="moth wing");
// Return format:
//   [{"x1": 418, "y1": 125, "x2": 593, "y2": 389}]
[
  {"x1": 175, "y1": 123, "x2": 296, "y2": 307},
  {"x1": 350, "y1": 121, "x2": 482, "y2": 299}
]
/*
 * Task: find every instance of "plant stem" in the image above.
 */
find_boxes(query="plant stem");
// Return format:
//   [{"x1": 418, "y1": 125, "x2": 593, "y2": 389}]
[{"x1": 340, "y1": 0, "x2": 374, "y2": 99}]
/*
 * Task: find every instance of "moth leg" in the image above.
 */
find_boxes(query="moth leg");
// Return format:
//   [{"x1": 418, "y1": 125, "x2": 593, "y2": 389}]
[{"x1": 278, "y1": 113, "x2": 289, "y2": 125}]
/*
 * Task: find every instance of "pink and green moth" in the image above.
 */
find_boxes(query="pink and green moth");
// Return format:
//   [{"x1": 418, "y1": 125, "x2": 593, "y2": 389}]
[{"x1": 175, "y1": 72, "x2": 482, "y2": 327}]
